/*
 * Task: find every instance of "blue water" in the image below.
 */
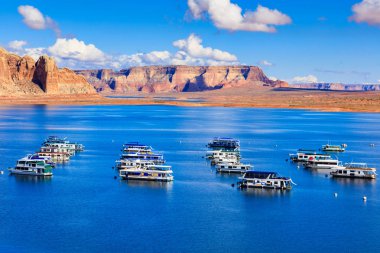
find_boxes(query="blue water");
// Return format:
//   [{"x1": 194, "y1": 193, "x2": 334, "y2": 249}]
[{"x1": 0, "y1": 105, "x2": 379, "y2": 253}]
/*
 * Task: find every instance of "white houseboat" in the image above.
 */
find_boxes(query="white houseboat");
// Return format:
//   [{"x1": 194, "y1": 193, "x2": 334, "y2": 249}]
[
  {"x1": 120, "y1": 152, "x2": 165, "y2": 164},
  {"x1": 211, "y1": 154, "x2": 240, "y2": 165},
  {"x1": 116, "y1": 159, "x2": 155, "y2": 170},
  {"x1": 321, "y1": 144, "x2": 346, "y2": 152},
  {"x1": 37, "y1": 146, "x2": 70, "y2": 162},
  {"x1": 8, "y1": 154, "x2": 53, "y2": 176},
  {"x1": 289, "y1": 149, "x2": 331, "y2": 163},
  {"x1": 216, "y1": 162, "x2": 252, "y2": 173},
  {"x1": 304, "y1": 156, "x2": 344, "y2": 170},
  {"x1": 238, "y1": 171, "x2": 292, "y2": 190},
  {"x1": 119, "y1": 164, "x2": 173, "y2": 181},
  {"x1": 331, "y1": 163, "x2": 377, "y2": 179},
  {"x1": 206, "y1": 150, "x2": 241, "y2": 160}
]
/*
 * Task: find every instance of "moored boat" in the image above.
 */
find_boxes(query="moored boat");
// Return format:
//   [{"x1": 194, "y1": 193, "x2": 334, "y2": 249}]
[
  {"x1": 123, "y1": 142, "x2": 153, "y2": 154},
  {"x1": 8, "y1": 154, "x2": 53, "y2": 176},
  {"x1": 238, "y1": 171, "x2": 292, "y2": 190},
  {"x1": 304, "y1": 156, "x2": 344, "y2": 170},
  {"x1": 331, "y1": 163, "x2": 377, "y2": 179},
  {"x1": 206, "y1": 150, "x2": 241, "y2": 159},
  {"x1": 37, "y1": 146, "x2": 71, "y2": 162},
  {"x1": 119, "y1": 164, "x2": 173, "y2": 181},
  {"x1": 321, "y1": 144, "x2": 346, "y2": 152},
  {"x1": 216, "y1": 162, "x2": 252, "y2": 173},
  {"x1": 208, "y1": 137, "x2": 240, "y2": 150},
  {"x1": 289, "y1": 149, "x2": 331, "y2": 162},
  {"x1": 120, "y1": 152, "x2": 165, "y2": 164},
  {"x1": 116, "y1": 159, "x2": 155, "y2": 170}
]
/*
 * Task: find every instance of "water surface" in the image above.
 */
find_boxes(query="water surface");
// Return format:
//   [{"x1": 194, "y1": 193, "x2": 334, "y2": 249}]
[{"x1": 0, "y1": 105, "x2": 379, "y2": 253}]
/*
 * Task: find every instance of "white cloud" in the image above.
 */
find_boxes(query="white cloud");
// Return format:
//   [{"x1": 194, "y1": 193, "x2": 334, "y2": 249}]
[
  {"x1": 269, "y1": 76, "x2": 278, "y2": 81},
  {"x1": 24, "y1": 47, "x2": 46, "y2": 60},
  {"x1": 116, "y1": 34, "x2": 239, "y2": 67},
  {"x1": 351, "y1": 0, "x2": 380, "y2": 25},
  {"x1": 187, "y1": 0, "x2": 291, "y2": 32},
  {"x1": 47, "y1": 38, "x2": 107, "y2": 63},
  {"x1": 8, "y1": 40, "x2": 27, "y2": 51},
  {"x1": 259, "y1": 60, "x2": 273, "y2": 67},
  {"x1": 173, "y1": 34, "x2": 237, "y2": 62},
  {"x1": 9, "y1": 34, "x2": 239, "y2": 69},
  {"x1": 18, "y1": 5, "x2": 61, "y2": 37},
  {"x1": 292, "y1": 75, "x2": 318, "y2": 84}
]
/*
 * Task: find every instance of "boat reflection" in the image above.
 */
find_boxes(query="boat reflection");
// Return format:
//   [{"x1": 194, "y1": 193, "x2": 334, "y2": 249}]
[
  {"x1": 239, "y1": 187, "x2": 291, "y2": 198},
  {"x1": 11, "y1": 174, "x2": 52, "y2": 183},
  {"x1": 332, "y1": 177, "x2": 377, "y2": 186},
  {"x1": 119, "y1": 179, "x2": 173, "y2": 190}
]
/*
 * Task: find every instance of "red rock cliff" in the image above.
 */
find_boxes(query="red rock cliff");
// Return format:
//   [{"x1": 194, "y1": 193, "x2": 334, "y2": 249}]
[
  {"x1": 76, "y1": 65, "x2": 286, "y2": 93},
  {"x1": 0, "y1": 48, "x2": 96, "y2": 95}
]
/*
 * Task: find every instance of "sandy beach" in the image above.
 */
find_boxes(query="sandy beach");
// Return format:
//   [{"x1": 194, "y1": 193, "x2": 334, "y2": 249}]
[{"x1": 1, "y1": 88, "x2": 380, "y2": 112}]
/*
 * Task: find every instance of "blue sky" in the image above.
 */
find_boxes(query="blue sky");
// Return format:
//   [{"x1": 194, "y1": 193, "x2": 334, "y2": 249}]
[{"x1": 1, "y1": 0, "x2": 379, "y2": 84}]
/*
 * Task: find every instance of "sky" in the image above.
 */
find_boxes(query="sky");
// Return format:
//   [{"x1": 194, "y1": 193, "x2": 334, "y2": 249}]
[{"x1": 0, "y1": 0, "x2": 380, "y2": 84}]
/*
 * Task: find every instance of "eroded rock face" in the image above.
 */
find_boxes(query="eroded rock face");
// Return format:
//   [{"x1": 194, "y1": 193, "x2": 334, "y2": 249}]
[
  {"x1": 76, "y1": 65, "x2": 284, "y2": 93},
  {"x1": 0, "y1": 47, "x2": 96, "y2": 95}
]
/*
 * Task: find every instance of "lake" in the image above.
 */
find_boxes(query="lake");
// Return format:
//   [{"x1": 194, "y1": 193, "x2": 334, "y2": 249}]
[{"x1": 0, "y1": 105, "x2": 379, "y2": 253}]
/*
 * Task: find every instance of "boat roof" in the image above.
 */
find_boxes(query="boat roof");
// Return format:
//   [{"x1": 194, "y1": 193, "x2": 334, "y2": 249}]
[
  {"x1": 124, "y1": 142, "x2": 151, "y2": 147},
  {"x1": 211, "y1": 137, "x2": 240, "y2": 142}
]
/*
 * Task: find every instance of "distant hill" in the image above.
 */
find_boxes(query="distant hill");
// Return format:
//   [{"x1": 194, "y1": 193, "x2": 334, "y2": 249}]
[
  {"x1": 75, "y1": 66, "x2": 287, "y2": 93},
  {"x1": 286, "y1": 83, "x2": 380, "y2": 91},
  {"x1": 0, "y1": 48, "x2": 96, "y2": 96}
]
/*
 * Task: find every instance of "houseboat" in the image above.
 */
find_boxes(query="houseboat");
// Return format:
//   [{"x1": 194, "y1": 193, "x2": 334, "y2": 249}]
[
  {"x1": 216, "y1": 162, "x2": 252, "y2": 173},
  {"x1": 116, "y1": 159, "x2": 155, "y2": 170},
  {"x1": 43, "y1": 136, "x2": 84, "y2": 152},
  {"x1": 238, "y1": 171, "x2": 292, "y2": 190},
  {"x1": 119, "y1": 164, "x2": 173, "y2": 181},
  {"x1": 44, "y1": 143, "x2": 76, "y2": 156},
  {"x1": 123, "y1": 142, "x2": 152, "y2": 153},
  {"x1": 321, "y1": 144, "x2": 346, "y2": 152},
  {"x1": 289, "y1": 149, "x2": 331, "y2": 162},
  {"x1": 206, "y1": 150, "x2": 241, "y2": 160},
  {"x1": 208, "y1": 137, "x2": 240, "y2": 150},
  {"x1": 37, "y1": 146, "x2": 70, "y2": 162},
  {"x1": 211, "y1": 154, "x2": 240, "y2": 165},
  {"x1": 120, "y1": 152, "x2": 165, "y2": 164},
  {"x1": 304, "y1": 156, "x2": 344, "y2": 170},
  {"x1": 331, "y1": 163, "x2": 377, "y2": 179},
  {"x1": 8, "y1": 154, "x2": 53, "y2": 176}
]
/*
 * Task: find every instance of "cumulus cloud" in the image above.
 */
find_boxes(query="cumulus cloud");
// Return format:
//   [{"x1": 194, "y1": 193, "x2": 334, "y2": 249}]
[
  {"x1": 187, "y1": 0, "x2": 291, "y2": 32},
  {"x1": 8, "y1": 40, "x2": 27, "y2": 51},
  {"x1": 259, "y1": 60, "x2": 273, "y2": 67},
  {"x1": 116, "y1": 34, "x2": 239, "y2": 67},
  {"x1": 350, "y1": 0, "x2": 380, "y2": 25},
  {"x1": 269, "y1": 76, "x2": 278, "y2": 81},
  {"x1": 18, "y1": 5, "x2": 61, "y2": 37},
  {"x1": 47, "y1": 38, "x2": 107, "y2": 63},
  {"x1": 8, "y1": 34, "x2": 239, "y2": 69},
  {"x1": 173, "y1": 34, "x2": 237, "y2": 62},
  {"x1": 291, "y1": 75, "x2": 318, "y2": 84}
]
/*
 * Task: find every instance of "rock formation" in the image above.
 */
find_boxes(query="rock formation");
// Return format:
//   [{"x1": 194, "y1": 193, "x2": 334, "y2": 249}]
[
  {"x1": 0, "y1": 48, "x2": 96, "y2": 95},
  {"x1": 287, "y1": 83, "x2": 380, "y2": 91},
  {"x1": 76, "y1": 65, "x2": 287, "y2": 93}
]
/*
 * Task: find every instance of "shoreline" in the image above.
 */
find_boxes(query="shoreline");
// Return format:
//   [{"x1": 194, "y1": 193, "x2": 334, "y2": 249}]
[{"x1": 1, "y1": 89, "x2": 380, "y2": 112}]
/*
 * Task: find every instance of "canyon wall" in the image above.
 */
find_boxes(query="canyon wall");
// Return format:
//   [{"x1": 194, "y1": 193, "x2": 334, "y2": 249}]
[
  {"x1": 76, "y1": 66, "x2": 287, "y2": 93},
  {"x1": 0, "y1": 48, "x2": 96, "y2": 95}
]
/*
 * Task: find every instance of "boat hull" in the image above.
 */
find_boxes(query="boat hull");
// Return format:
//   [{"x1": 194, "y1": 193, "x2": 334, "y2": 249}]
[
  {"x1": 120, "y1": 175, "x2": 173, "y2": 182},
  {"x1": 8, "y1": 169, "x2": 52, "y2": 176}
]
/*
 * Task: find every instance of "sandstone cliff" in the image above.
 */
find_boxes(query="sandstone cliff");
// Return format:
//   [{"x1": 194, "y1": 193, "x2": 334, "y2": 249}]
[
  {"x1": 76, "y1": 66, "x2": 286, "y2": 93},
  {"x1": 0, "y1": 48, "x2": 96, "y2": 96}
]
